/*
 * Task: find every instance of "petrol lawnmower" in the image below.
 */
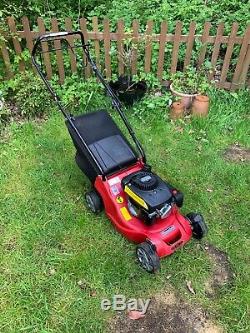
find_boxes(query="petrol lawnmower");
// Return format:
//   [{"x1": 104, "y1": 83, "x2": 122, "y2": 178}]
[{"x1": 32, "y1": 31, "x2": 208, "y2": 273}]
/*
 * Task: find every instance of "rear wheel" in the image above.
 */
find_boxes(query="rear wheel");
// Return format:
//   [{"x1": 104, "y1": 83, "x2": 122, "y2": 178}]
[
  {"x1": 186, "y1": 212, "x2": 208, "y2": 239},
  {"x1": 85, "y1": 190, "x2": 103, "y2": 214},
  {"x1": 173, "y1": 190, "x2": 184, "y2": 207},
  {"x1": 136, "y1": 241, "x2": 160, "y2": 273}
]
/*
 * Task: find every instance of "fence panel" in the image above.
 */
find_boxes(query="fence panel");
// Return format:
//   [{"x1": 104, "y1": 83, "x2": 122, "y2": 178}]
[{"x1": 1, "y1": 17, "x2": 249, "y2": 89}]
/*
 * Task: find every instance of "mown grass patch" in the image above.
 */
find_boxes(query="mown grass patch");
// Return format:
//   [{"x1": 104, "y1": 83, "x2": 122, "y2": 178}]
[{"x1": 0, "y1": 87, "x2": 249, "y2": 332}]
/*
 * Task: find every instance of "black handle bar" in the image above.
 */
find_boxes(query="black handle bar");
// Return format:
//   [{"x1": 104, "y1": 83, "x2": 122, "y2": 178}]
[{"x1": 31, "y1": 30, "x2": 147, "y2": 171}]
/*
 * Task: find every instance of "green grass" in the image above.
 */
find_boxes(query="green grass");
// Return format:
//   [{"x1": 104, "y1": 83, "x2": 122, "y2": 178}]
[{"x1": 0, "y1": 88, "x2": 249, "y2": 333}]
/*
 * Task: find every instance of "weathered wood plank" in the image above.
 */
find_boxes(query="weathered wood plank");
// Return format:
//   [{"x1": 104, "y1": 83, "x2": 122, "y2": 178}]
[
  {"x1": 0, "y1": 38, "x2": 13, "y2": 78},
  {"x1": 157, "y1": 21, "x2": 168, "y2": 79},
  {"x1": 231, "y1": 25, "x2": 250, "y2": 89},
  {"x1": 208, "y1": 23, "x2": 224, "y2": 81},
  {"x1": 79, "y1": 17, "x2": 91, "y2": 77},
  {"x1": 37, "y1": 17, "x2": 52, "y2": 79},
  {"x1": 144, "y1": 20, "x2": 154, "y2": 73},
  {"x1": 117, "y1": 19, "x2": 125, "y2": 75},
  {"x1": 103, "y1": 18, "x2": 111, "y2": 78},
  {"x1": 92, "y1": 17, "x2": 100, "y2": 69},
  {"x1": 65, "y1": 18, "x2": 77, "y2": 73},
  {"x1": 51, "y1": 18, "x2": 65, "y2": 83},
  {"x1": 183, "y1": 21, "x2": 196, "y2": 69},
  {"x1": 219, "y1": 22, "x2": 239, "y2": 86},
  {"x1": 197, "y1": 21, "x2": 211, "y2": 68},
  {"x1": 170, "y1": 20, "x2": 183, "y2": 73},
  {"x1": 7, "y1": 16, "x2": 25, "y2": 71},
  {"x1": 131, "y1": 19, "x2": 139, "y2": 75}
]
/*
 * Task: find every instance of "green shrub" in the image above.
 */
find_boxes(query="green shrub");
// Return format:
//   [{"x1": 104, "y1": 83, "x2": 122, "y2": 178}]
[{"x1": 2, "y1": 71, "x2": 53, "y2": 119}]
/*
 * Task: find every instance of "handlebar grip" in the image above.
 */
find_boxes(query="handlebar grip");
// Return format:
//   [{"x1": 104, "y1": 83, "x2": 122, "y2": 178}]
[{"x1": 38, "y1": 31, "x2": 70, "y2": 42}]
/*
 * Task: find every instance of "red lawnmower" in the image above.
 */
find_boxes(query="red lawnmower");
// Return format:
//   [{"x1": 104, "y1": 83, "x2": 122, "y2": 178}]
[{"x1": 32, "y1": 31, "x2": 207, "y2": 273}]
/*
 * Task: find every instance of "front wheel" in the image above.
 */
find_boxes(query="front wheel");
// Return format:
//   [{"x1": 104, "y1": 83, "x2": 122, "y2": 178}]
[
  {"x1": 136, "y1": 241, "x2": 160, "y2": 273},
  {"x1": 186, "y1": 212, "x2": 208, "y2": 239},
  {"x1": 85, "y1": 190, "x2": 103, "y2": 214}
]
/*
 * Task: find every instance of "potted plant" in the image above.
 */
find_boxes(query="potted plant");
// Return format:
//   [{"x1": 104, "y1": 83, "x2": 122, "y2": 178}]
[
  {"x1": 109, "y1": 32, "x2": 147, "y2": 106},
  {"x1": 170, "y1": 66, "x2": 210, "y2": 109}
]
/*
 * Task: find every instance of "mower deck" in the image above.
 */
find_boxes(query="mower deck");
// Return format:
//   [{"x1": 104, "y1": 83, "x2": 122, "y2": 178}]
[{"x1": 94, "y1": 162, "x2": 192, "y2": 258}]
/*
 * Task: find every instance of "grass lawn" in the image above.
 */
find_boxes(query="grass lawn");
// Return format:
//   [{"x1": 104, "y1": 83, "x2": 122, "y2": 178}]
[{"x1": 0, "y1": 87, "x2": 249, "y2": 333}]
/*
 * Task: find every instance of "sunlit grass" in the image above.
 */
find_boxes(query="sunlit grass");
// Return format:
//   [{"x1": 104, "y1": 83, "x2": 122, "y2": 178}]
[{"x1": 0, "y1": 88, "x2": 249, "y2": 332}]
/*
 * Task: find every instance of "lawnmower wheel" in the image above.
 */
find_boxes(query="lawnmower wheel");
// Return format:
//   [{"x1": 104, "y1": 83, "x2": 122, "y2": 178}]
[
  {"x1": 173, "y1": 190, "x2": 184, "y2": 207},
  {"x1": 85, "y1": 190, "x2": 103, "y2": 214},
  {"x1": 136, "y1": 241, "x2": 160, "y2": 273},
  {"x1": 186, "y1": 212, "x2": 208, "y2": 239}
]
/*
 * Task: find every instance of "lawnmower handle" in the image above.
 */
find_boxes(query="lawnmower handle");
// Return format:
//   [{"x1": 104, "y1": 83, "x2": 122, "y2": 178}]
[{"x1": 32, "y1": 31, "x2": 85, "y2": 58}]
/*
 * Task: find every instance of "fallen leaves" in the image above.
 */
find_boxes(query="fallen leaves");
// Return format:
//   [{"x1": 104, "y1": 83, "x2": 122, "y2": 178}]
[
  {"x1": 186, "y1": 280, "x2": 196, "y2": 295},
  {"x1": 128, "y1": 310, "x2": 145, "y2": 320}
]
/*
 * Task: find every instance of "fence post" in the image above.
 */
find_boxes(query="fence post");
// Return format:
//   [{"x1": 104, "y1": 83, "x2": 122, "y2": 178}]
[
  {"x1": 197, "y1": 22, "x2": 211, "y2": 68},
  {"x1": 238, "y1": 45, "x2": 250, "y2": 88},
  {"x1": 92, "y1": 17, "x2": 101, "y2": 70},
  {"x1": 117, "y1": 19, "x2": 125, "y2": 75},
  {"x1": 131, "y1": 20, "x2": 139, "y2": 75},
  {"x1": 0, "y1": 32, "x2": 13, "y2": 78},
  {"x1": 157, "y1": 21, "x2": 168, "y2": 80},
  {"x1": 170, "y1": 20, "x2": 183, "y2": 73},
  {"x1": 103, "y1": 18, "x2": 111, "y2": 78},
  {"x1": 209, "y1": 23, "x2": 224, "y2": 81},
  {"x1": 7, "y1": 16, "x2": 25, "y2": 72},
  {"x1": 183, "y1": 21, "x2": 196, "y2": 69},
  {"x1": 37, "y1": 17, "x2": 52, "y2": 79},
  {"x1": 144, "y1": 20, "x2": 154, "y2": 73},
  {"x1": 65, "y1": 18, "x2": 77, "y2": 73},
  {"x1": 51, "y1": 18, "x2": 65, "y2": 84},
  {"x1": 231, "y1": 25, "x2": 250, "y2": 90},
  {"x1": 79, "y1": 18, "x2": 90, "y2": 78},
  {"x1": 219, "y1": 22, "x2": 239, "y2": 88}
]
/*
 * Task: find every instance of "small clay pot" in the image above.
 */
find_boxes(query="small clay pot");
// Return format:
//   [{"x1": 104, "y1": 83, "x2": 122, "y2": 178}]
[
  {"x1": 170, "y1": 83, "x2": 200, "y2": 109},
  {"x1": 192, "y1": 95, "x2": 209, "y2": 117},
  {"x1": 170, "y1": 100, "x2": 185, "y2": 120}
]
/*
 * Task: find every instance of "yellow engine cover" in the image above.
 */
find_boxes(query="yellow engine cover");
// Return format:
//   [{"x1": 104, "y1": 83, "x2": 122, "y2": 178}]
[{"x1": 124, "y1": 185, "x2": 148, "y2": 210}]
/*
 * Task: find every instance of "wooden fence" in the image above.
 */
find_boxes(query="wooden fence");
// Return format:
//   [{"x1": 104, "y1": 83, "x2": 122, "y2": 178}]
[{"x1": 1, "y1": 17, "x2": 250, "y2": 90}]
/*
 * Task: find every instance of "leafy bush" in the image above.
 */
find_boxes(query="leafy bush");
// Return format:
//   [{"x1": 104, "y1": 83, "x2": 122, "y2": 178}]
[
  {"x1": 1, "y1": 71, "x2": 53, "y2": 119},
  {"x1": 53, "y1": 75, "x2": 112, "y2": 114},
  {"x1": 170, "y1": 66, "x2": 211, "y2": 94},
  {"x1": 1, "y1": 0, "x2": 249, "y2": 34}
]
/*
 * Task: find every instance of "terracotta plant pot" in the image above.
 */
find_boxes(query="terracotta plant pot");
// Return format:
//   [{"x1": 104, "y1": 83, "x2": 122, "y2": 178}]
[
  {"x1": 170, "y1": 100, "x2": 185, "y2": 120},
  {"x1": 170, "y1": 83, "x2": 200, "y2": 109},
  {"x1": 192, "y1": 95, "x2": 210, "y2": 117}
]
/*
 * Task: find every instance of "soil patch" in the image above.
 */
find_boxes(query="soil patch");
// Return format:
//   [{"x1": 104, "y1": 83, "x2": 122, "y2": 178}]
[
  {"x1": 224, "y1": 144, "x2": 250, "y2": 162},
  {"x1": 204, "y1": 244, "x2": 234, "y2": 297},
  {"x1": 110, "y1": 290, "x2": 223, "y2": 333}
]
